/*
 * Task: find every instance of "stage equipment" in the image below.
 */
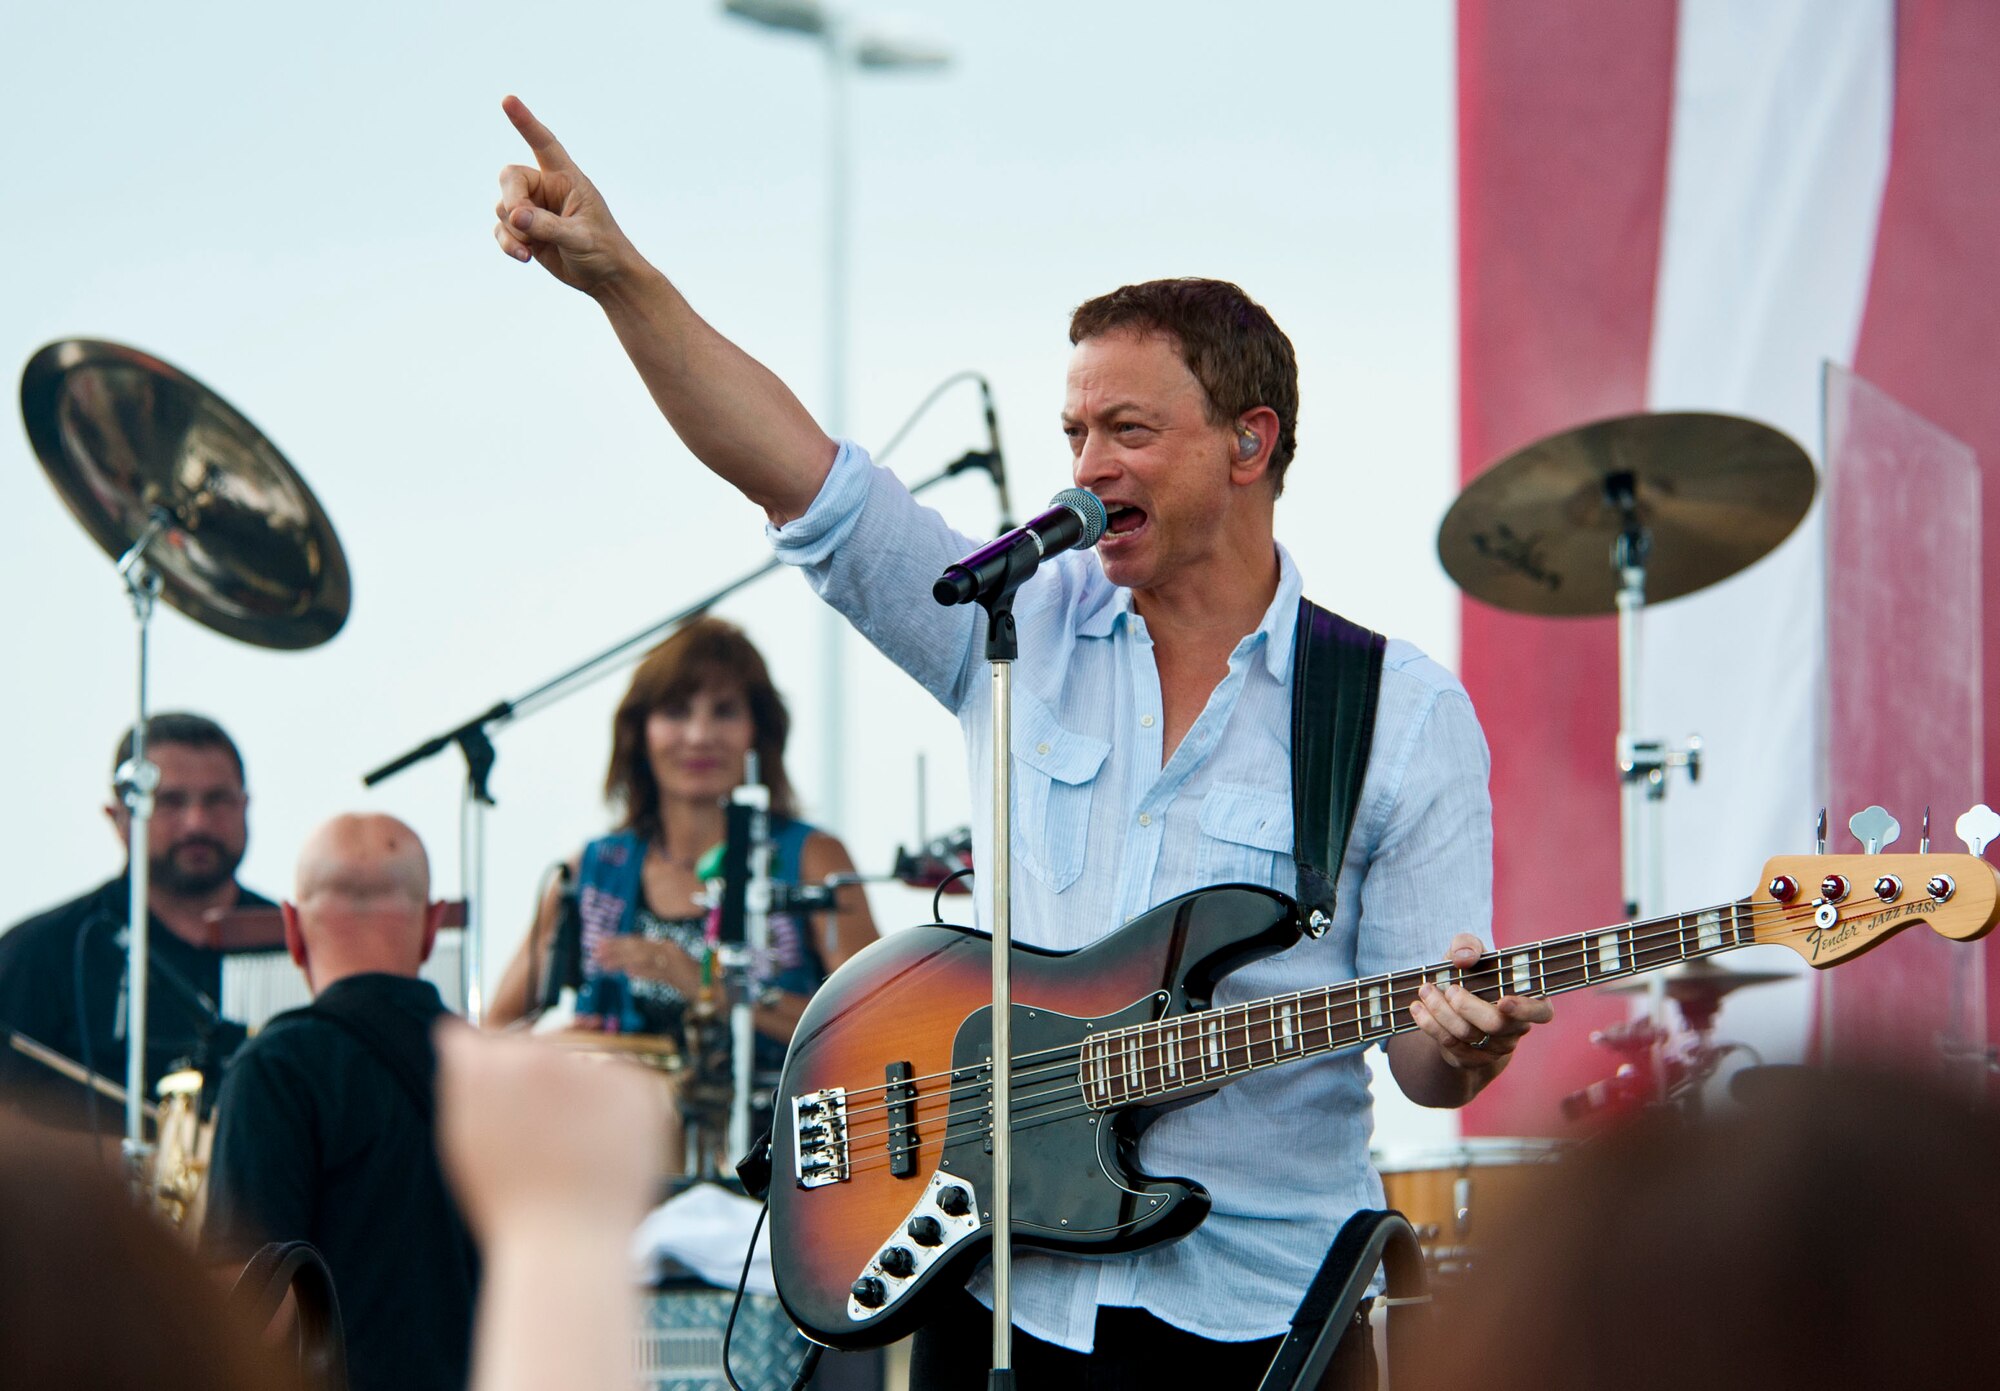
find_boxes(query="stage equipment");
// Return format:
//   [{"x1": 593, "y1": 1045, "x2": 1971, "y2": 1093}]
[
  {"x1": 362, "y1": 395, "x2": 1008, "y2": 1027},
  {"x1": 891, "y1": 484, "x2": 1104, "y2": 1378},
  {"x1": 1374, "y1": 1138, "x2": 1562, "y2": 1280},
  {"x1": 932, "y1": 489, "x2": 1107, "y2": 608},
  {"x1": 766, "y1": 850, "x2": 1996, "y2": 1347},
  {"x1": 20, "y1": 338, "x2": 348, "y2": 1170},
  {"x1": 1440, "y1": 410, "x2": 1815, "y2": 1107},
  {"x1": 1440, "y1": 410, "x2": 1813, "y2": 918}
]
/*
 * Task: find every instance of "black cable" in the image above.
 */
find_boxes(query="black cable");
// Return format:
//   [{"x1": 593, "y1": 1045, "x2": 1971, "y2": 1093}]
[
  {"x1": 73, "y1": 909, "x2": 113, "y2": 1159},
  {"x1": 720, "y1": 1200, "x2": 770, "y2": 1391},
  {"x1": 789, "y1": 1343, "x2": 825, "y2": 1391},
  {"x1": 871, "y1": 369, "x2": 988, "y2": 469},
  {"x1": 932, "y1": 867, "x2": 975, "y2": 923}
]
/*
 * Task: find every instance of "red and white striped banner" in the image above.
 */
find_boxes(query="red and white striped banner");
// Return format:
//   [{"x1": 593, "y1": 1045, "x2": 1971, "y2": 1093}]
[{"x1": 1456, "y1": 0, "x2": 2000, "y2": 1135}]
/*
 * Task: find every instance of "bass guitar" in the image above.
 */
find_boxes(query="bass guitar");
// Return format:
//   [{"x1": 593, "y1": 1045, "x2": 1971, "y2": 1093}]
[{"x1": 768, "y1": 852, "x2": 1999, "y2": 1348}]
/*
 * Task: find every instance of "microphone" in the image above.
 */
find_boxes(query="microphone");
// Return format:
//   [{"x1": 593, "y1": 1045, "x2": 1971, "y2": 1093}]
[
  {"x1": 538, "y1": 865, "x2": 584, "y2": 1011},
  {"x1": 933, "y1": 489, "x2": 1108, "y2": 607},
  {"x1": 978, "y1": 376, "x2": 1015, "y2": 529}
]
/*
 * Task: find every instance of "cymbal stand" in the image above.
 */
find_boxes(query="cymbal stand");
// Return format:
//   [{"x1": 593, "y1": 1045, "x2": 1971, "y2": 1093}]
[
  {"x1": 1607, "y1": 475, "x2": 1701, "y2": 1092},
  {"x1": 113, "y1": 509, "x2": 171, "y2": 1171}
]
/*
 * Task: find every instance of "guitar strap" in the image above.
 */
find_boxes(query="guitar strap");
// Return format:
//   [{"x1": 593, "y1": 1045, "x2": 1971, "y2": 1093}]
[{"x1": 1290, "y1": 598, "x2": 1386, "y2": 927}]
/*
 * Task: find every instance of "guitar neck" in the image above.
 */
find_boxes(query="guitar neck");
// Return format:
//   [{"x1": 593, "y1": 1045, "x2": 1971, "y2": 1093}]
[{"x1": 1079, "y1": 898, "x2": 1761, "y2": 1109}]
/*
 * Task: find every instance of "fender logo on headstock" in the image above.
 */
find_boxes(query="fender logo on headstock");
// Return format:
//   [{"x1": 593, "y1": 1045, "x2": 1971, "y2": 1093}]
[{"x1": 1808, "y1": 898, "x2": 1936, "y2": 960}]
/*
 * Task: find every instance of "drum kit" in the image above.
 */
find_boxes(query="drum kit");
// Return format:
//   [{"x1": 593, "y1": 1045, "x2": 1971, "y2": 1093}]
[{"x1": 1385, "y1": 408, "x2": 1822, "y2": 1279}]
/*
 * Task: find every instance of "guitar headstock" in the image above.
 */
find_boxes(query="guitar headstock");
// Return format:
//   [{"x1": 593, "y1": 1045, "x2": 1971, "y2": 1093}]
[{"x1": 1751, "y1": 854, "x2": 2000, "y2": 966}]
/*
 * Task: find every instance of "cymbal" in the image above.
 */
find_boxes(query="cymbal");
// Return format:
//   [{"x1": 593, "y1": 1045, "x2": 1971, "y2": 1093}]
[
  {"x1": 1438, "y1": 412, "x2": 1815, "y2": 616},
  {"x1": 1601, "y1": 959, "x2": 1793, "y2": 1002},
  {"x1": 20, "y1": 339, "x2": 350, "y2": 649}
]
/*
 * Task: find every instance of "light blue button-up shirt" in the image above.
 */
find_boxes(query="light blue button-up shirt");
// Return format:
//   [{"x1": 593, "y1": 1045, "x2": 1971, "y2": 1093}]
[{"x1": 772, "y1": 442, "x2": 1493, "y2": 1351}]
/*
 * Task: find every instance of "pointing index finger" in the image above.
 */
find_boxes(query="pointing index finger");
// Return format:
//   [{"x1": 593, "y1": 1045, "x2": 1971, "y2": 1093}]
[{"x1": 502, "y1": 93, "x2": 574, "y2": 172}]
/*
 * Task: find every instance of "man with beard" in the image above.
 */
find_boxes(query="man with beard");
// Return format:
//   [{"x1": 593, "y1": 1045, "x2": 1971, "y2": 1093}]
[{"x1": 0, "y1": 713, "x2": 274, "y2": 1133}]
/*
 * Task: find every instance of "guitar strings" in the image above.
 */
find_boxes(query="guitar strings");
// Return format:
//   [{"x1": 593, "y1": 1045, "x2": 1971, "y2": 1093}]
[
  {"x1": 814, "y1": 891, "x2": 1819, "y2": 1137},
  {"x1": 814, "y1": 895, "x2": 1838, "y2": 1170},
  {"x1": 827, "y1": 895, "x2": 1828, "y2": 1184},
  {"x1": 817, "y1": 892, "x2": 1818, "y2": 1149},
  {"x1": 824, "y1": 898, "x2": 1846, "y2": 1185}
]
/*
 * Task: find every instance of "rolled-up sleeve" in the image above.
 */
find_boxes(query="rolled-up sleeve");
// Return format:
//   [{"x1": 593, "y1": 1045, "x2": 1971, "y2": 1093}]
[{"x1": 768, "y1": 440, "x2": 985, "y2": 712}]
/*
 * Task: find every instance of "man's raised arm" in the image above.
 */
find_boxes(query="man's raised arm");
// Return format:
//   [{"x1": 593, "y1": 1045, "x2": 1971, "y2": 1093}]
[{"x1": 493, "y1": 95, "x2": 835, "y2": 524}]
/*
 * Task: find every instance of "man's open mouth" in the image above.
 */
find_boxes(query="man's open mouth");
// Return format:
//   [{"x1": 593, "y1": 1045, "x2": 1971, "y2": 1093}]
[{"x1": 1105, "y1": 505, "x2": 1147, "y2": 536}]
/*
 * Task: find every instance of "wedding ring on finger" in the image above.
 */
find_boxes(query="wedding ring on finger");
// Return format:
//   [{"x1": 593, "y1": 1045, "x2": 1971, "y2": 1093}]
[{"x1": 1467, "y1": 1030, "x2": 1491, "y2": 1050}]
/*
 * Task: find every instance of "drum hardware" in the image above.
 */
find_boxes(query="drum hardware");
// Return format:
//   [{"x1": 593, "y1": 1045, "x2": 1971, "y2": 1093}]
[
  {"x1": 6, "y1": 1029, "x2": 160, "y2": 1121},
  {"x1": 151, "y1": 1066, "x2": 211, "y2": 1231},
  {"x1": 1440, "y1": 411, "x2": 1814, "y2": 923},
  {"x1": 893, "y1": 827, "x2": 975, "y2": 895},
  {"x1": 20, "y1": 339, "x2": 349, "y2": 1185},
  {"x1": 1568, "y1": 959, "x2": 1787, "y2": 1122},
  {"x1": 1375, "y1": 1139, "x2": 1565, "y2": 1279},
  {"x1": 1440, "y1": 411, "x2": 1816, "y2": 1104}
]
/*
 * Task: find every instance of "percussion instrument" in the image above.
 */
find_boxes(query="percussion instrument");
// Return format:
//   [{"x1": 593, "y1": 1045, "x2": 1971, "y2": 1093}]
[
  {"x1": 1375, "y1": 1138, "x2": 1565, "y2": 1277},
  {"x1": 21, "y1": 338, "x2": 351, "y2": 647},
  {"x1": 1437, "y1": 411, "x2": 1815, "y2": 617},
  {"x1": 151, "y1": 1067, "x2": 213, "y2": 1233},
  {"x1": 20, "y1": 337, "x2": 349, "y2": 1165}
]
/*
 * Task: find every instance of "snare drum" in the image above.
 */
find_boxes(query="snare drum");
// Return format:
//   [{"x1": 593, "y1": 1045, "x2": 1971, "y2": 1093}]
[{"x1": 1375, "y1": 1137, "x2": 1563, "y2": 1275}]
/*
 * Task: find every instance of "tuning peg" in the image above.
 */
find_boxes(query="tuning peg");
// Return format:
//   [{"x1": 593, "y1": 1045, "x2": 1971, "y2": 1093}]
[
  {"x1": 1956, "y1": 804, "x2": 2000, "y2": 857},
  {"x1": 1815, "y1": 808, "x2": 1827, "y2": 855},
  {"x1": 1848, "y1": 806, "x2": 1901, "y2": 854},
  {"x1": 1921, "y1": 806, "x2": 1931, "y2": 854}
]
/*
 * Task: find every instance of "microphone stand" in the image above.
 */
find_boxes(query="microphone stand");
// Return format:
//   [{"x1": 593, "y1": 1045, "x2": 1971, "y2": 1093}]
[
  {"x1": 725, "y1": 755, "x2": 771, "y2": 1170},
  {"x1": 360, "y1": 451, "x2": 996, "y2": 1024},
  {"x1": 955, "y1": 540, "x2": 1039, "y2": 1390}
]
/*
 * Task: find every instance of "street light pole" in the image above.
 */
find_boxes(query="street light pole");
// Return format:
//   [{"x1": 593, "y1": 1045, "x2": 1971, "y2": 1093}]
[
  {"x1": 723, "y1": 0, "x2": 947, "y2": 830},
  {"x1": 819, "y1": 14, "x2": 851, "y2": 827}
]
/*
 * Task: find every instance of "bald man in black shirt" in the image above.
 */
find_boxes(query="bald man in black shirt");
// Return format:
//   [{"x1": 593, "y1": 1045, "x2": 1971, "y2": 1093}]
[{"x1": 204, "y1": 813, "x2": 477, "y2": 1391}]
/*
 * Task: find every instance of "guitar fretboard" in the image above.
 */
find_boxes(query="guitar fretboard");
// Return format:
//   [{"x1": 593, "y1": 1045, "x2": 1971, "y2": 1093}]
[{"x1": 1078, "y1": 900, "x2": 1756, "y2": 1109}]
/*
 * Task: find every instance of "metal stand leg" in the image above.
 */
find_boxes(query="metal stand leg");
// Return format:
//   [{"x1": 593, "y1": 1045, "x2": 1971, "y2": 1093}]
[
  {"x1": 455, "y1": 728, "x2": 497, "y2": 1024},
  {"x1": 114, "y1": 513, "x2": 170, "y2": 1172},
  {"x1": 987, "y1": 656, "x2": 1015, "y2": 1386},
  {"x1": 1606, "y1": 478, "x2": 1701, "y2": 1101}
]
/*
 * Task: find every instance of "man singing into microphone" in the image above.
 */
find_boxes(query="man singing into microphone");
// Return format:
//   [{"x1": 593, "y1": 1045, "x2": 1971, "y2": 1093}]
[{"x1": 491, "y1": 95, "x2": 1551, "y2": 1387}]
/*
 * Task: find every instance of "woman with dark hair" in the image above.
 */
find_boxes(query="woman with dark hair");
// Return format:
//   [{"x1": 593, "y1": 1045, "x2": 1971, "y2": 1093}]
[{"x1": 486, "y1": 617, "x2": 876, "y2": 1058}]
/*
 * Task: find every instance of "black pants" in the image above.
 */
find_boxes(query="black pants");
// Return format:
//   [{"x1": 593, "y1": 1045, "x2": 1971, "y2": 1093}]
[{"x1": 908, "y1": 1291, "x2": 1284, "y2": 1390}]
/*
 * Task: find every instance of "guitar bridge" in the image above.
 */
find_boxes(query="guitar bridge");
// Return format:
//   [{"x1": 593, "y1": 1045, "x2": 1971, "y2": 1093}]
[{"x1": 791, "y1": 1087, "x2": 849, "y2": 1188}]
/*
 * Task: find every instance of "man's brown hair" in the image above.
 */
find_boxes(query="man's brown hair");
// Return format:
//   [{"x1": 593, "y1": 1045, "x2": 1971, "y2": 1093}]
[{"x1": 1068, "y1": 278, "x2": 1300, "y2": 493}]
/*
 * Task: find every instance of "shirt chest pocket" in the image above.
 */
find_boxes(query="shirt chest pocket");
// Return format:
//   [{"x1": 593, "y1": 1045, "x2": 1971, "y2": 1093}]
[
  {"x1": 1195, "y1": 784, "x2": 1294, "y2": 890},
  {"x1": 1011, "y1": 695, "x2": 1110, "y2": 895}
]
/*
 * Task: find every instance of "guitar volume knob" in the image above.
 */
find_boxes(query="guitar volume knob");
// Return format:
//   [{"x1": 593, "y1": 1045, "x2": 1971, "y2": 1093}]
[
  {"x1": 879, "y1": 1246, "x2": 917, "y2": 1278},
  {"x1": 936, "y1": 1185, "x2": 972, "y2": 1217},
  {"x1": 907, "y1": 1215, "x2": 943, "y2": 1247},
  {"x1": 850, "y1": 1276, "x2": 887, "y2": 1309}
]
